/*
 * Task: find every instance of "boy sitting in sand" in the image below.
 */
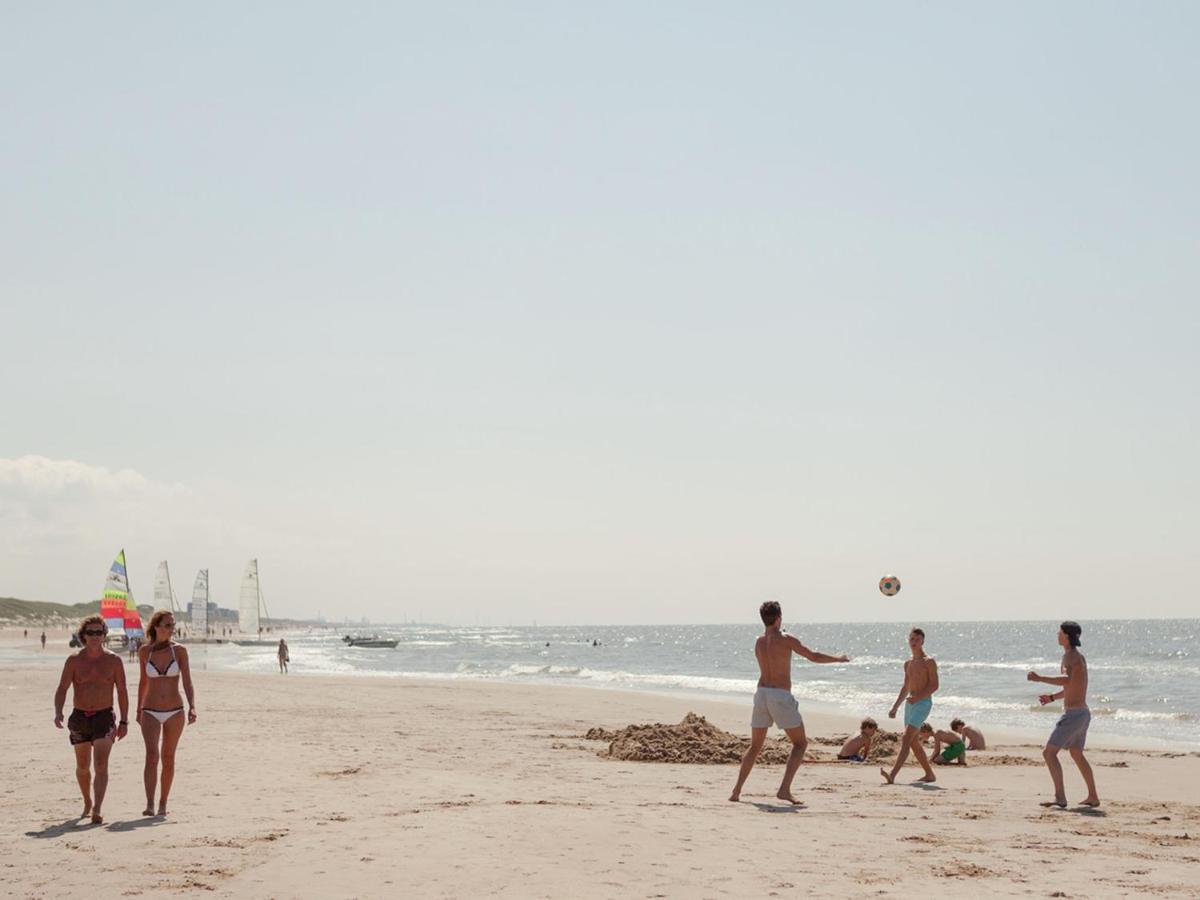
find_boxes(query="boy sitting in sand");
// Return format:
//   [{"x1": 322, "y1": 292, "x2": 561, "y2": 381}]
[
  {"x1": 837, "y1": 718, "x2": 878, "y2": 761},
  {"x1": 920, "y1": 723, "x2": 968, "y2": 765},
  {"x1": 950, "y1": 717, "x2": 985, "y2": 750}
]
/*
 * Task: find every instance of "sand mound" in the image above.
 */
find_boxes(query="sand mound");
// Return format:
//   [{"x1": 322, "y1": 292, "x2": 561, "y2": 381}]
[{"x1": 585, "y1": 713, "x2": 905, "y2": 765}]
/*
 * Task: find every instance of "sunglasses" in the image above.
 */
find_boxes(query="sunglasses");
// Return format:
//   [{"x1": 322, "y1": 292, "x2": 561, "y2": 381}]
[
  {"x1": 161, "y1": 621, "x2": 176, "y2": 628},
  {"x1": 83, "y1": 629, "x2": 105, "y2": 636}
]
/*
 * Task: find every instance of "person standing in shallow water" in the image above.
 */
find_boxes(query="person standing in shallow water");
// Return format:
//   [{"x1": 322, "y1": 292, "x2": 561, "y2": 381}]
[
  {"x1": 1028, "y1": 621, "x2": 1099, "y2": 809},
  {"x1": 278, "y1": 638, "x2": 289, "y2": 674},
  {"x1": 137, "y1": 609, "x2": 197, "y2": 817},
  {"x1": 729, "y1": 601, "x2": 850, "y2": 805},
  {"x1": 881, "y1": 627, "x2": 939, "y2": 785},
  {"x1": 53, "y1": 615, "x2": 129, "y2": 824}
]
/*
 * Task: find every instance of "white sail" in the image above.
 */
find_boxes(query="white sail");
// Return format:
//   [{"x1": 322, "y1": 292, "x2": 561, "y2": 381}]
[
  {"x1": 191, "y1": 569, "x2": 209, "y2": 636},
  {"x1": 153, "y1": 561, "x2": 176, "y2": 613},
  {"x1": 239, "y1": 559, "x2": 261, "y2": 634}
]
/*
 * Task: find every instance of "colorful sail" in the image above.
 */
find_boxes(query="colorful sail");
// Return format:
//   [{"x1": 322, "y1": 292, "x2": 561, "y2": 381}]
[
  {"x1": 191, "y1": 569, "x2": 209, "y2": 636},
  {"x1": 100, "y1": 549, "x2": 130, "y2": 636},
  {"x1": 239, "y1": 559, "x2": 260, "y2": 635},
  {"x1": 123, "y1": 592, "x2": 144, "y2": 639}
]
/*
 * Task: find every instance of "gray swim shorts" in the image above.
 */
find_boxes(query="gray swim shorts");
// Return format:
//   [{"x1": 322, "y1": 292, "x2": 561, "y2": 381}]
[
  {"x1": 1048, "y1": 706, "x2": 1091, "y2": 750},
  {"x1": 751, "y1": 687, "x2": 804, "y2": 731}
]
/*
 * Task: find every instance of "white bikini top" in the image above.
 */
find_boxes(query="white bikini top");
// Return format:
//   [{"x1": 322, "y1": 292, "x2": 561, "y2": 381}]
[{"x1": 145, "y1": 643, "x2": 179, "y2": 679}]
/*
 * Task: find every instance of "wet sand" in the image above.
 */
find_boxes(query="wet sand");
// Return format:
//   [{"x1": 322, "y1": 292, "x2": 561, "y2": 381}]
[{"x1": 2, "y1": 635, "x2": 1199, "y2": 898}]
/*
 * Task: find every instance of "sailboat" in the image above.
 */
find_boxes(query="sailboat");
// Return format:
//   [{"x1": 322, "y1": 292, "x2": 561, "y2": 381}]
[
  {"x1": 233, "y1": 559, "x2": 276, "y2": 646},
  {"x1": 190, "y1": 569, "x2": 210, "y2": 639},
  {"x1": 100, "y1": 549, "x2": 141, "y2": 645}
]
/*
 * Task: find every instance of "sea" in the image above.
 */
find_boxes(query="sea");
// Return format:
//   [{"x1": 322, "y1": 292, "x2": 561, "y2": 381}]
[
  {"x1": 7, "y1": 619, "x2": 1197, "y2": 748},
  {"x1": 215, "y1": 619, "x2": 1198, "y2": 748}
]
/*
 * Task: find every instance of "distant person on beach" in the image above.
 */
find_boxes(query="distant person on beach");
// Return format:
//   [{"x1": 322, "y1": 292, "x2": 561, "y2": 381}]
[
  {"x1": 1027, "y1": 621, "x2": 1099, "y2": 809},
  {"x1": 53, "y1": 615, "x2": 129, "y2": 824},
  {"x1": 41, "y1": 631, "x2": 46, "y2": 650},
  {"x1": 729, "y1": 601, "x2": 850, "y2": 805},
  {"x1": 920, "y1": 723, "x2": 968, "y2": 765},
  {"x1": 838, "y1": 718, "x2": 878, "y2": 761},
  {"x1": 881, "y1": 627, "x2": 939, "y2": 785},
  {"x1": 950, "y1": 718, "x2": 986, "y2": 750},
  {"x1": 137, "y1": 609, "x2": 198, "y2": 817},
  {"x1": 278, "y1": 638, "x2": 289, "y2": 674}
]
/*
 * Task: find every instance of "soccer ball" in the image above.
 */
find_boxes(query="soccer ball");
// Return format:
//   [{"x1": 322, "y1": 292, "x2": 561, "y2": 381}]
[{"x1": 879, "y1": 575, "x2": 901, "y2": 596}]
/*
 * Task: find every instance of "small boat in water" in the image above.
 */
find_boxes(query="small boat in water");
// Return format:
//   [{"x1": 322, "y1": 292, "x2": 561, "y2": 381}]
[{"x1": 343, "y1": 635, "x2": 398, "y2": 648}]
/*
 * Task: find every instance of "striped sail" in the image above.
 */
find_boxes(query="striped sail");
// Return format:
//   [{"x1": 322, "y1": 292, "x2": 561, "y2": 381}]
[
  {"x1": 191, "y1": 569, "x2": 209, "y2": 636},
  {"x1": 100, "y1": 549, "x2": 130, "y2": 636},
  {"x1": 123, "y1": 592, "x2": 144, "y2": 639},
  {"x1": 238, "y1": 559, "x2": 260, "y2": 635}
]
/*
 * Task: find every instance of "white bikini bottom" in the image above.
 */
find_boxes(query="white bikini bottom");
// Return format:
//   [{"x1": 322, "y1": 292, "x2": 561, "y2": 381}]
[{"x1": 144, "y1": 707, "x2": 184, "y2": 724}]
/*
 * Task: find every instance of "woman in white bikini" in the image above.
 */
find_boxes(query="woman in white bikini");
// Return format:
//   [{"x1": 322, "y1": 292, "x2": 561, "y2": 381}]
[{"x1": 137, "y1": 609, "x2": 197, "y2": 816}]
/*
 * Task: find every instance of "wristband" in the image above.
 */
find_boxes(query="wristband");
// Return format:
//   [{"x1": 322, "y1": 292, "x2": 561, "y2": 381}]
[{"x1": 119, "y1": 720, "x2": 128, "y2": 725}]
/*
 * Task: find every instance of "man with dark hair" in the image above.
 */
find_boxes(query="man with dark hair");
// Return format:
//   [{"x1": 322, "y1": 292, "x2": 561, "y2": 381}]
[
  {"x1": 53, "y1": 615, "x2": 129, "y2": 824},
  {"x1": 729, "y1": 601, "x2": 850, "y2": 805},
  {"x1": 1027, "y1": 621, "x2": 1099, "y2": 808},
  {"x1": 882, "y1": 627, "x2": 939, "y2": 784}
]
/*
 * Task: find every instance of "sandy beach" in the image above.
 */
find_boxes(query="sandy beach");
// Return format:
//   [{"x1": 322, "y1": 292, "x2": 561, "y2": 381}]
[{"x1": 3, "y1": 634, "x2": 1199, "y2": 898}]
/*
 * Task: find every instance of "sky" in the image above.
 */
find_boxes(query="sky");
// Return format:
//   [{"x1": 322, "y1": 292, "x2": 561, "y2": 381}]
[{"x1": 2, "y1": 3, "x2": 1197, "y2": 625}]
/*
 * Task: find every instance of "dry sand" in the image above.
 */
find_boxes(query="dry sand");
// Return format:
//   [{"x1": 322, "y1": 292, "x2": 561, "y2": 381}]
[{"x1": 2, "y1": 635, "x2": 1200, "y2": 898}]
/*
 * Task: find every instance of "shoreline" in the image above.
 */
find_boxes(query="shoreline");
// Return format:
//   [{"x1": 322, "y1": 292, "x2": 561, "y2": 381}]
[
  {"x1": 5, "y1": 628, "x2": 1196, "y2": 753},
  {"x1": 4, "y1": 659, "x2": 1200, "y2": 897}
]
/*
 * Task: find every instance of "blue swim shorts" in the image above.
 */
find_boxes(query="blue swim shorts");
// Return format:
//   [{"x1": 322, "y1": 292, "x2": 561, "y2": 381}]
[{"x1": 904, "y1": 697, "x2": 932, "y2": 729}]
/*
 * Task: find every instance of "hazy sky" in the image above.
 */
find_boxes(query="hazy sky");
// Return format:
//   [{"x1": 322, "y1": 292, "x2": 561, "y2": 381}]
[{"x1": 2, "y1": 3, "x2": 1197, "y2": 625}]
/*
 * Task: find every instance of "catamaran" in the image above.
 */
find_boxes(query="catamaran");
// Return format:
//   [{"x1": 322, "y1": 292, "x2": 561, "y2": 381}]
[
  {"x1": 233, "y1": 559, "x2": 276, "y2": 646},
  {"x1": 190, "y1": 568, "x2": 210, "y2": 639},
  {"x1": 153, "y1": 560, "x2": 184, "y2": 623},
  {"x1": 99, "y1": 549, "x2": 144, "y2": 647}
]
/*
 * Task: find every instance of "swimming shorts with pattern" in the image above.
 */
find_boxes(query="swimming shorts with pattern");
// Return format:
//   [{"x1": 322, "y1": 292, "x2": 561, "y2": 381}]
[{"x1": 68, "y1": 708, "x2": 116, "y2": 745}]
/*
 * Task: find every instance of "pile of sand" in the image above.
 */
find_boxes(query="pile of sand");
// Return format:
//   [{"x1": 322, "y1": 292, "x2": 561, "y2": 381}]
[{"x1": 584, "y1": 713, "x2": 906, "y2": 765}]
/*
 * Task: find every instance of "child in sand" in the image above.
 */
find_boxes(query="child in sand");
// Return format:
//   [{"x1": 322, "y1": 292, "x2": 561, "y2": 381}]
[
  {"x1": 920, "y1": 723, "x2": 968, "y2": 765},
  {"x1": 837, "y1": 718, "x2": 878, "y2": 761},
  {"x1": 950, "y1": 718, "x2": 985, "y2": 750}
]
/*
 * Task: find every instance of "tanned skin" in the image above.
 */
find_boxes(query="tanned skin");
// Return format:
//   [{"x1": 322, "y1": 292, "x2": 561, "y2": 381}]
[
  {"x1": 729, "y1": 614, "x2": 849, "y2": 805},
  {"x1": 881, "y1": 629, "x2": 939, "y2": 784},
  {"x1": 54, "y1": 626, "x2": 129, "y2": 824},
  {"x1": 1027, "y1": 627, "x2": 1099, "y2": 808}
]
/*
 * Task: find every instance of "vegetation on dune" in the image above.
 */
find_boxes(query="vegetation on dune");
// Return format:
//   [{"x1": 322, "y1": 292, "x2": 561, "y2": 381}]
[{"x1": 0, "y1": 596, "x2": 153, "y2": 622}]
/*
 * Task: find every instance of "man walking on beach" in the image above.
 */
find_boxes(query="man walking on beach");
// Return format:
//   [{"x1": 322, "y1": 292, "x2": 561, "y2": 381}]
[
  {"x1": 729, "y1": 601, "x2": 850, "y2": 805},
  {"x1": 1027, "y1": 621, "x2": 1099, "y2": 808},
  {"x1": 881, "y1": 627, "x2": 939, "y2": 784},
  {"x1": 53, "y1": 615, "x2": 129, "y2": 824}
]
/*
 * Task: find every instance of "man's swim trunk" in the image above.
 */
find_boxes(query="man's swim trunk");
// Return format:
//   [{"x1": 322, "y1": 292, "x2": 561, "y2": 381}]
[
  {"x1": 838, "y1": 754, "x2": 865, "y2": 762},
  {"x1": 68, "y1": 708, "x2": 116, "y2": 745},
  {"x1": 1048, "y1": 706, "x2": 1091, "y2": 750},
  {"x1": 904, "y1": 697, "x2": 932, "y2": 729},
  {"x1": 751, "y1": 687, "x2": 804, "y2": 730},
  {"x1": 941, "y1": 739, "x2": 966, "y2": 762}
]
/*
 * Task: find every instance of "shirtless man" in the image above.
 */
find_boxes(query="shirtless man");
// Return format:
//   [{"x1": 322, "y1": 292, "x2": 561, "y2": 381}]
[
  {"x1": 729, "y1": 601, "x2": 850, "y2": 805},
  {"x1": 881, "y1": 627, "x2": 938, "y2": 784},
  {"x1": 53, "y1": 615, "x2": 129, "y2": 824},
  {"x1": 1027, "y1": 621, "x2": 1099, "y2": 808}
]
